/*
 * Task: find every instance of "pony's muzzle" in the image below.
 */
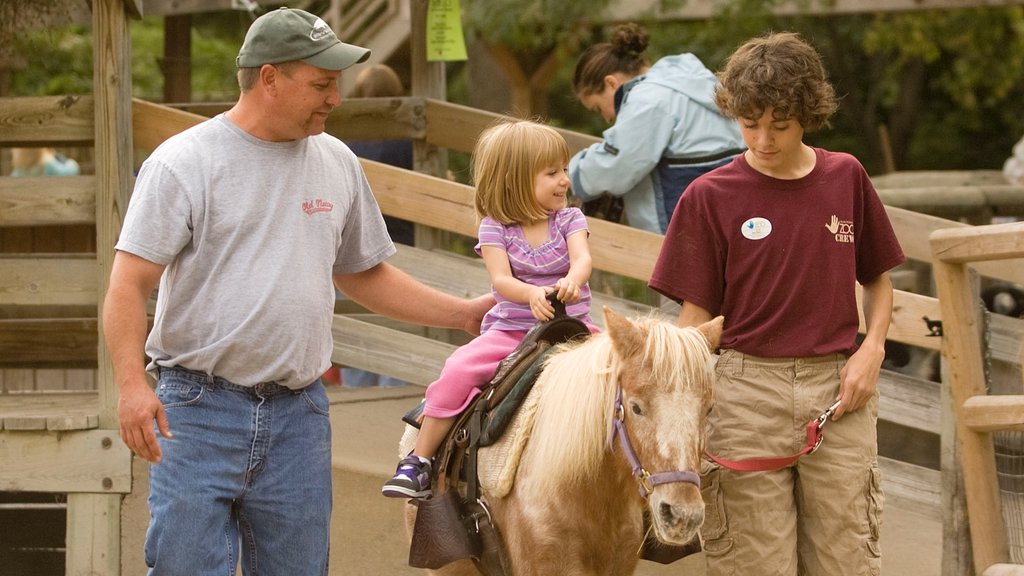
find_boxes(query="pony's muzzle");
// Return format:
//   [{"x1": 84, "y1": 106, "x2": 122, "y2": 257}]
[{"x1": 653, "y1": 498, "x2": 705, "y2": 543}]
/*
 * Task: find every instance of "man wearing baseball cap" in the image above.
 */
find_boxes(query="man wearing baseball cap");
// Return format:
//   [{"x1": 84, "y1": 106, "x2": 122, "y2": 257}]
[
  {"x1": 236, "y1": 7, "x2": 370, "y2": 71},
  {"x1": 105, "y1": 7, "x2": 493, "y2": 575}
]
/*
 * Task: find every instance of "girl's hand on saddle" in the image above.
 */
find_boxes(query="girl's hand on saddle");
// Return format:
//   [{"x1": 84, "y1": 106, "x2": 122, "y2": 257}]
[
  {"x1": 553, "y1": 278, "x2": 581, "y2": 305},
  {"x1": 529, "y1": 286, "x2": 556, "y2": 321}
]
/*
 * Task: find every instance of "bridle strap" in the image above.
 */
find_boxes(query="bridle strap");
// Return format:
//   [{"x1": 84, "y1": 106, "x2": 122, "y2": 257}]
[{"x1": 612, "y1": 389, "x2": 700, "y2": 498}]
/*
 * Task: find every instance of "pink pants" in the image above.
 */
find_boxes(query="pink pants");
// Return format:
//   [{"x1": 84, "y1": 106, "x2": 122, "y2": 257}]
[{"x1": 423, "y1": 329, "x2": 527, "y2": 419}]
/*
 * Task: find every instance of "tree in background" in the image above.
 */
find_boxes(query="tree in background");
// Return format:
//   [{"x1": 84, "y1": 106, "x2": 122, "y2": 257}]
[
  {"x1": 6, "y1": 7, "x2": 247, "y2": 102},
  {"x1": 5, "y1": 1, "x2": 1024, "y2": 176},
  {"x1": 538, "y1": 2, "x2": 1024, "y2": 175}
]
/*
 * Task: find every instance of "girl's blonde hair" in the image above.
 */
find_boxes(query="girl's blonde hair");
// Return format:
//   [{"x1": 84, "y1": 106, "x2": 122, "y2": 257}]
[{"x1": 472, "y1": 119, "x2": 571, "y2": 225}]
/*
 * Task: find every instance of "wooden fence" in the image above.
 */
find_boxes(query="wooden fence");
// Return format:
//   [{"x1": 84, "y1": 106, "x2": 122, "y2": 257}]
[{"x1": 2, "y1": 93, "x2": 1024, "y2": 574}]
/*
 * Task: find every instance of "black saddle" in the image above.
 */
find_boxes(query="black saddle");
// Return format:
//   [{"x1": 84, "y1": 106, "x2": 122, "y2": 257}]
[{"x1": 402, "y1": 295, "x2": 590, "y2": 444}]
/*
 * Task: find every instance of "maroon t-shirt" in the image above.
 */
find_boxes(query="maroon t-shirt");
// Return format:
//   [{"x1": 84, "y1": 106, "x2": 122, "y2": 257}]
[{"x1": 649, "y1": 147, "x2": 906, "y2": 358}]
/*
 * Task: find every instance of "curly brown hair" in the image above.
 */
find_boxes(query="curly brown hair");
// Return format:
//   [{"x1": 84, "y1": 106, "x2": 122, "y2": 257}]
[{"x1": 714, "y1": 32, "x2": 838, "y2": 132}]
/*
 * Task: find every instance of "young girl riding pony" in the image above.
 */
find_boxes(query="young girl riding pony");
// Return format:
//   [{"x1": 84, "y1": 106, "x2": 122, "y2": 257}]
[{"x1": 383, "y1": 118, "x2": 598, "y2": 499}]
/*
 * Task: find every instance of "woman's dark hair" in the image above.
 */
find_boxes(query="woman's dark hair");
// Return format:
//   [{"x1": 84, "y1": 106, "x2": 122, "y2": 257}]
[{"x1": 572, "y1": 23, "x2": 650, "y2": 98}]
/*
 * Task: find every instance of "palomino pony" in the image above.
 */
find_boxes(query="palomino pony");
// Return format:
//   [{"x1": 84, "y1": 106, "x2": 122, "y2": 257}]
[{"x1": 405, "y1": 307, "x2": 722, "y2": 575}]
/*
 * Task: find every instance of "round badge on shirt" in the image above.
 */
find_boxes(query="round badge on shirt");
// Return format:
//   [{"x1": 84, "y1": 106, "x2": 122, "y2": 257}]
[{"x1": 741, "y1": 217, "x2": 772, "y2": 240}]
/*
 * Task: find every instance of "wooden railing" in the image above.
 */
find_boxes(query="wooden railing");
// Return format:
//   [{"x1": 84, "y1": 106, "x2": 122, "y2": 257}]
[
  {"x1": 5, "y1": 94, "x2": 1024, "y2": 569},
  {"x1": 932, "y1": 223, "x2": 1024, "y2": 576}
]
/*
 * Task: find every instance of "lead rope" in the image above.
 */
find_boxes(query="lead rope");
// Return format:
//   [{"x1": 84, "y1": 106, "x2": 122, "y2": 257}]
[{"x1": 704, "y1": 400, "x2": 841, "y2": 472}]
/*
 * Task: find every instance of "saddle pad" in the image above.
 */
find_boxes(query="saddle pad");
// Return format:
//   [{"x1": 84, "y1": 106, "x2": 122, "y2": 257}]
[
  {"x1": 399, "y1": 421, "x2": 419, "y2": 458},
  {"x1": 477, "y1": 379, "x2": 543, "y2": 498}
]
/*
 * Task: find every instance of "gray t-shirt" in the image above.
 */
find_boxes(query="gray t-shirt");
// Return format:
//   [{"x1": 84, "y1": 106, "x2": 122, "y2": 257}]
[{"x1": 116, "y1": 114, "x2": 395, "y2": 389}]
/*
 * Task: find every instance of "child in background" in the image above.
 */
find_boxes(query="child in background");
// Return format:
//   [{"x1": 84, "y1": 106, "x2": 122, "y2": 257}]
[
  {"x1": 649, "y1": 32, "x2": 905, "y2": 575},
  {"x1": 11, "y1": 147, "x2": 80, "y2": 177},
  {"x1": 382, "y1": 118, "x2": 598, "y2": 499}
]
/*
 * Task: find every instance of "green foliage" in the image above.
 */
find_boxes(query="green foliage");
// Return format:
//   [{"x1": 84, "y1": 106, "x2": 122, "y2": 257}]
[
  {"x1": 463, "y1": 0, "x2": 607, "y2": 52},
  {"x1": 9, "y1": 12, "x2": 243, "y2": 102},
  {"x1": 9, "y1": 24, "x2": 94, "y2": 95},
  {"x1": 538, "y1": 4, "x2": 1024, "y2": 174},
  {"x1": 865, "y1": 9, "x2": 1024, "y2": 112},
  {"x1": 6, "y1": 2, "x2": 1024, "y2": 175}
]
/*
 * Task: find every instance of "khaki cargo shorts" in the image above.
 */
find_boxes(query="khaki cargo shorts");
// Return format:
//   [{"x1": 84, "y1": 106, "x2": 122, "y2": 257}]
[{"x1": 701, "y1": 350, "x2": 883, "y2": 576}]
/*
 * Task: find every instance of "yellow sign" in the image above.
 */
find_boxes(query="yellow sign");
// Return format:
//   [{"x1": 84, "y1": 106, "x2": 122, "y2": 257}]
[{"x1": 426, "y1": 0, "x2": 468, "y2": 62}]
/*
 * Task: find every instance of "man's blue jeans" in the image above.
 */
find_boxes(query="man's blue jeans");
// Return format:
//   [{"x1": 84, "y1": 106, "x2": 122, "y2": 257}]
[{"x1": 145, "y1": 367, "x2": 333, "y2": 576}]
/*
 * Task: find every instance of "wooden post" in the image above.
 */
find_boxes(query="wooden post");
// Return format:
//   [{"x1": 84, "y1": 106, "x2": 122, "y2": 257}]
[
  {"x1": 932, "y1": 257, "x2": 1009, "y2": 573},
  {"x1": 161, "y1": 13, "x2": 192, "y2": 104},
  {"x1": 940, "y1": 321, "x2": 976, "y2": 576},
  {"x1": 94, "y1": 0, "x2": 133, "y2": 431},
  {"x1": 408, "y1": 0, "x2": 450, "y2": 251},
  {"x1": 409, "y1": 0, "x2": 447, "y2": 179},
  {"x1": 74, "y1": 0, "x2": 136, "y2": 574}
]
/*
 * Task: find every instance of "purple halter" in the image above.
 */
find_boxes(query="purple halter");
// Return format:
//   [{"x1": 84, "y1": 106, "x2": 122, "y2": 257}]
[{"x1": 612, "y1": 388, "x2": 701, "y2": 498}]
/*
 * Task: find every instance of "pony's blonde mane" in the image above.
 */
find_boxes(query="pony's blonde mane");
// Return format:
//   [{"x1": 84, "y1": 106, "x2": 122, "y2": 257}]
[{"x1": 522, "y1": 316, "x2": 714, "y2": 497}]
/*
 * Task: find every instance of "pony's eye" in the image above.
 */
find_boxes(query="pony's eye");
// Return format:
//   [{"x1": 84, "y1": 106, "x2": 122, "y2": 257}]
[{"x1": 631, "y1": 403, "x2": 643, "y2": 416}]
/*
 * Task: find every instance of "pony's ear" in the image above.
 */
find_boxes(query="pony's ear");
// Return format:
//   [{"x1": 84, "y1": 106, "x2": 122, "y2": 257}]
[
  {"x1": 696, "y1": 316, "x2": 724, "y2": 352},
  {"x1": 603, "y1": 306, "x2": 644, "y2": 359}
]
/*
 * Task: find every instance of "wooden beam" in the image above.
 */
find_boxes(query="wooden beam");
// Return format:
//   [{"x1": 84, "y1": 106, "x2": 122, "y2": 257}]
[
  {"x1": 126, "y1": 98, "x2": 1024, "y2": 285},
  {"x1": 361, "y1": 158, "x2": 661, "y2": 281},
  {"x1": 0, "y1": 95, "x2": 94, "y2": 146},
  {"x1": 886, "y1": 205, "x2": 1024, "y2": 287},
  {"x1": 879, "y1": 369, "x2": 941, "y2": 435},
  {"x1": 0, "y1": 391, "x2": 101, "y2": 431},
  {"x1": 95, "y1": 0, "x2": 135, "y2": 433},
  {"x1": 132, "y1": 97, "x2": 208, "y2": 151},
  {"x1": 66, "y1": 494, "x2": 123, "y2": 576},
  {"x1": 0, "y1": 175, "x2": 96, "y2": 226},
  {"x1": 931, "y1": 258, "x2": 1009, "y2": 572},
  {"x1": 878, "y1": 186, "x2": 1024, "y2": 220},
  {"x1": 424, "y1": 98, "x2": 600, "y2": 155},
  {"x1": 332, "y1": 314, "x2": 457, "y2": 386},
  {"x1": 0, "y1": 429, "x2": 131, "y2": 492},
  {"x1": 931, "y1": 222, "x2": 1024, "y2": 264},
  {"x1": 410, "y1": 0, "x2": 448, "y2": 178},
  {"x1": 0, "y1": 256, "x2": 97, "y2": 306},
  {"x1": 326, "y1": 97, "x2": 426, "y2": 141},
  {"x1": 385, "y1": 243, "x2": 661, "y2": 320},
  {"x1": 147, "y1": 97, "x2": 426, "y2": 142},
  {"x1": 873, "y1": 170, "x2": 1010, "y2": 190},
  {"x1": 961, "y1": 395, "x2": 1024, "y2": 432},
  {"x1": 0, "y1": 317, "x2": 98, "y2": 369},
  {"x1": 880, "y1": 455, "x2": 941, "y2": 520},
  {"x1": 880, "y1": 287, "x2": 942, "y2": 351}
]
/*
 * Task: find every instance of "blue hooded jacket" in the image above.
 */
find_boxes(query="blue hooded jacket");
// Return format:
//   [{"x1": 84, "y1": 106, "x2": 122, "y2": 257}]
[{"x1": 569, "y1": 54, "x2": 744, "y2": 234}]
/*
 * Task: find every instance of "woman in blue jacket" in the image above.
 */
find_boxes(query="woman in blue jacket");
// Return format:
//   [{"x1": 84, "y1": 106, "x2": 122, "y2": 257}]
[{"x1": 569, "y1": 23, "x2": 744, "y2": 234}]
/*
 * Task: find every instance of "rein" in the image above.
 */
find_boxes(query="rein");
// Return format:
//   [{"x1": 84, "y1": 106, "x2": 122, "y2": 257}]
[
  {"x1": 704, "y1": 400, "x2": 842, "y2": 472},
  {"x1": 612, "y1": 388, "x2": 700, "y2": 498}
]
